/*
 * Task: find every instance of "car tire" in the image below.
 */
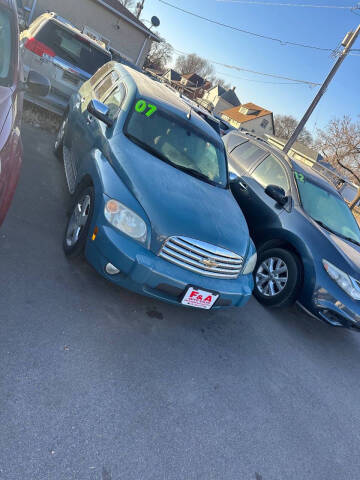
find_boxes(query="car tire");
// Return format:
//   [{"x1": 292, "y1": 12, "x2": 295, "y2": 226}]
[
  {"x1": 253, "y1": 248, "x2": 301, "y2": 308},
  {"x1": 63, "y1": 185, "x2": 95, "y2": 258},
  {"x1": 54, "y1": 115, "x2": 68, "y2": 158}
]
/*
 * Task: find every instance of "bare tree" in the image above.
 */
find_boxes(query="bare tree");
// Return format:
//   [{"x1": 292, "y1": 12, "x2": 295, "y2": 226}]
[
  {"x1": 119, "y1": 0, "x2": 135, "y2": 10},
  {"x1": 316, "y1": 116, "x2": 360, "y2": 208},
  {"x1": 175, "y1": 53, "x2": 215, "y2": 79},
  {"x1": 216, "y1": 78, "x2": 231, "y2": 90},
  {"x1": 274, "y1": 114, "x2": 313, "y2": 147},
  {"x1": 143, "y1": 33, "x2": 173, "y2": 71}
]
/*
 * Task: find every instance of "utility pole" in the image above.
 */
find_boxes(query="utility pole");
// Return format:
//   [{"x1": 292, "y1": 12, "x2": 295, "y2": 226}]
[
  {"x1": 135, "y1": 0, "x2": 145, "y2": 19},
  {"x1": 283, "y1": 24, "x2": 360, "y2": 154}
]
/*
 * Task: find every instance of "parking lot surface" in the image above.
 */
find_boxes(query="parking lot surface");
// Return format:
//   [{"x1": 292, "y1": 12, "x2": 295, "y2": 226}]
[{"x1": 1, "y1": 124, "x2": 360, "y2": 480}]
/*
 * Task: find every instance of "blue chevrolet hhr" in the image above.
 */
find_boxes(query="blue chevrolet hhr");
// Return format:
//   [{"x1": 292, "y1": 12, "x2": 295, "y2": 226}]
[{"x1": 54, "y1": 62, "x2": 256, "y2": 310}]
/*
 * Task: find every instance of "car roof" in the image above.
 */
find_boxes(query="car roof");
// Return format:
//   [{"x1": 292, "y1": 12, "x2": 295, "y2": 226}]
[
  {"x1": 229, "y1": 130, "x2": 341, "y2": 196},
  {"x1": 119, "y1": 64, "x2": 223, "y2": 144}
]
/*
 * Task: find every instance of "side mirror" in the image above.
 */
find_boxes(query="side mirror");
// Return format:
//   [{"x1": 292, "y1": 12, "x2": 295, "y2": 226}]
[
  {"x1": 87, "y1": 99, "x2": 113, "y2": 127},
  {"x1": 229, "y1": 172, "x2": 239, "y2": 184},
  {"x1": 265, "y1": 184, "x2": 288, "y2": 206},
  {"x1": 26, "y1": 71, "x2": 51, "y2": 97}
]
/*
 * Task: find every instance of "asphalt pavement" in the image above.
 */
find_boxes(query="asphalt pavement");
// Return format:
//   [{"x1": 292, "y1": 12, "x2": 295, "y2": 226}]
[{"x1": 1, "y1": 124, "x2": 360, "y2": 480}]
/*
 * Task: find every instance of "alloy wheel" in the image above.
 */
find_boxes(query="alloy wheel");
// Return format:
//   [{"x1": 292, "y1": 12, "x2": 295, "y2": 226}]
[
  {"x1": 256, "y1": 257, "x2": 288, "y2": 297},
  {"x1": 54, "y1": 118, "x2": 67, "y2": 151},
  {"x1": 65, "y1": 194, "x2": 91, "y2": 247}
]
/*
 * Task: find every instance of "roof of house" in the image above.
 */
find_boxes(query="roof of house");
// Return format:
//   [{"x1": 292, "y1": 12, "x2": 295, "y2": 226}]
[
  {"x1": 163, "y1": 69, "x2": 182, "y2": 81},
  {"x1": 209, "y1": 85, "x2": 226, "y2": 97},
  {"x1": 221, "y1": 102, "x2": 272, "y2": 124},
  {"x1": 182, "y1": 73, "x2": 205, "y2": 86},
  {"x1": 95, "y1": 0, "x2": 160, "y2": 41},
  {"x1": 221, "y1": 88, "x2": 241, "y2": 107}
]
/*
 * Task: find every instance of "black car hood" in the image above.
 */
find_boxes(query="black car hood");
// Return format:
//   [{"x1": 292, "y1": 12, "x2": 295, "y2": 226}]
[{"x1": 112, "y1": 141, "x2": 250, "y2": 257}]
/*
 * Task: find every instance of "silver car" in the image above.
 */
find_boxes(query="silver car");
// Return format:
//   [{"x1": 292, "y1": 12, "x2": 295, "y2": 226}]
[{"x1": 20, "y1": 12, "x2": 111, "y2": 115}]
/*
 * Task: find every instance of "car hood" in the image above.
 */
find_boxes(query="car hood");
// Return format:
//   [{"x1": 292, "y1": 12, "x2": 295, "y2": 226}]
[
  {"x1": 112, "y1": 141, "x2": 250, "y2": 257},
  {"x1": 0, "y1": 87, "x2": 12, "y2": 146}
]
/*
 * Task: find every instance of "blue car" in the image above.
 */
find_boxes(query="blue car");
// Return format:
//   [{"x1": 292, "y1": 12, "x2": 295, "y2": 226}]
[
  {"x1": 54, "y1": 62, "x2": 256, "y2": 310},
  {"x1": 224, "y1": 131, "x2": 360, "y2": 329}
]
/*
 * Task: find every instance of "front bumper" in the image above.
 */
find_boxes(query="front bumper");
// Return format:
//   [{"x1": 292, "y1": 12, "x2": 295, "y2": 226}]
[
  {"x1": 84, "y1": 224, "x2": 253, "y2": 309},
  {"x1": 301, "y1": 286, "x2": 360, "y2": 330}
]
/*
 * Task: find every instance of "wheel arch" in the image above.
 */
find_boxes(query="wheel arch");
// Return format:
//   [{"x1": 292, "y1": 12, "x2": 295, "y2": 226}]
[{"x1": 255, "y1": 233, "x2": 314, "y2": 301}]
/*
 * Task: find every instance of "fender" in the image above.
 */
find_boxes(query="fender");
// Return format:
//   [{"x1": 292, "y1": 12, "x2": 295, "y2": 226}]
[{"x1": 75, "y1": 147, "x2": 151, "y2": 226}]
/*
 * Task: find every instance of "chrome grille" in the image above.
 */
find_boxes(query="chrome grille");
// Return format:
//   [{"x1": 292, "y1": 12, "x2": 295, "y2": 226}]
[{"x1": 159, "y1": 236, "x2": 243, "y2": 279}]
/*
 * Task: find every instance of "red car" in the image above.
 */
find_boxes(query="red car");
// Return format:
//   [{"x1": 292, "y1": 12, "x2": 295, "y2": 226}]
[{"x1": 0, "y1": 0, "x2": 49, "y2": 226}]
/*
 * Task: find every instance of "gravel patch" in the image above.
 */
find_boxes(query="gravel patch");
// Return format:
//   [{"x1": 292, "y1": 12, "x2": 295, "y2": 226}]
[{"x1": 22, "y1": 101, "x2": 62, "y2": 134}]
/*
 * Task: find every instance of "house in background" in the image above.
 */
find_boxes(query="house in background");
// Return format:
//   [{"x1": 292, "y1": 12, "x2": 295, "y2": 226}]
[
  {"x1": 265, "y1": 135, "x2": 322, "y2": 166},
  {"x1": 180, "y1": 73, "x2": 206, "y2": 88},
  {"x1": 200, "y1": 85, "x2": 241, "y2": 115},
  {"x1": 162, "y1": 68, "x2": 182, "y2": 83},
  {"x1": 221, "y1": 102, "x2": 274, "y2": 135},
  {"x1": 23, "y1": 0, "x2": 160, "y2": 67}
]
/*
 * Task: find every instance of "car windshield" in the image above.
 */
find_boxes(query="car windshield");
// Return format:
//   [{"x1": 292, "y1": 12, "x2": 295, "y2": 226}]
[
  {"x1": 295, "y1": 173, "x2": 360, "y2": 244},
  {"x1": 0, "y1": 7, "x2": 12, "y2": 86},
  {"x1": 36, "y1": 21, "x2": 111, "y2": 74},
  {"x1": 124, "y1": 99, "x2": 228, "y2": 187}
]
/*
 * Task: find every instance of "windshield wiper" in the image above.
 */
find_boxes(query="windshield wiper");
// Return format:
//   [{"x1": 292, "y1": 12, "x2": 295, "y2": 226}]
[
  {"x1": 125, "y1": 133, "x2": 219, "y2": 186},
  {"x1": 312, "y1": 218, "x2": 360, "y2": 247},
  {"x1": 172, "y1": 164, "x2": 218, "y2": 186},
  {"x1": 125, "y1": 133, "x2": 170, "y2": 164}
]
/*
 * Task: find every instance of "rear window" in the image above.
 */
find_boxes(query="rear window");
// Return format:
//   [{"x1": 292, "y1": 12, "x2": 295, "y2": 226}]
[{"x1": 36, "y1": 20, "x2": 111, "y2": 74}]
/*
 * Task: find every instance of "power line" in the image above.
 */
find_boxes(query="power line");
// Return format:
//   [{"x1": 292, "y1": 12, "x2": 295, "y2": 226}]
[
  {"x1": 158, "y1": 0, "x2": 335, "y2": 52},
  {"x1": 172, "y1": 48, "x2": 321, "y2": 85},
  {"x1": 214, "y1": 69, "x2": 310, "y2": 85},
  {"x1": 216, "y1": 1, "x2": 359, "y2": 9}
]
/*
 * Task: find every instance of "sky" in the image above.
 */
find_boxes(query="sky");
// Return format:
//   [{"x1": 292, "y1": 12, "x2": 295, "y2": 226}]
[{"x1": 141, "y1": 0, "x2": 360, "y2": 135}]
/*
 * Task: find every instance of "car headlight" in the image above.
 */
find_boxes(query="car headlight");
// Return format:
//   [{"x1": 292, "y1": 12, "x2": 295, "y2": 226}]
[
  {"x1": 243, "y1": 252, "x2": 257, "y2": 275},
  {"x1": 105, "y1": 199, "x2": 147, "y2": 243},
  {"x1": 323, "y1": 260, "x2": 360, "y2": 300}
]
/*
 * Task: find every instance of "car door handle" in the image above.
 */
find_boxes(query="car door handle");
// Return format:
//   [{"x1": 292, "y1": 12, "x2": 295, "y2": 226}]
[{"x1": 239, "y1": 181, "x2": 248, "y2": 191}]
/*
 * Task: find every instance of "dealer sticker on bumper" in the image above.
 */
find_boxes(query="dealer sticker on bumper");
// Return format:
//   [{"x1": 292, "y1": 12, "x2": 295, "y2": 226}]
[{"x1": 181, "y1": 287, "x2": 219, "y2": 309}]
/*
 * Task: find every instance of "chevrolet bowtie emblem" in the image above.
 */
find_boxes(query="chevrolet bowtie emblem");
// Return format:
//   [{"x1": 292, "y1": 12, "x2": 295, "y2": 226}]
[{"x1": 201, "y1": 258, "x2": 218, "y2": 268}]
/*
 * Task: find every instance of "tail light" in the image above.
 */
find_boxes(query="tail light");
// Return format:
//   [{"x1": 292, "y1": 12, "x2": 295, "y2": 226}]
[{"x1": 24, "y1": 37, "x2": 55, "y2": 58}]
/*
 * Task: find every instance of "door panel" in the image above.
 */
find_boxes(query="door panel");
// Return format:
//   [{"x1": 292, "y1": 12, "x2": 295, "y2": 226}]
[{"x1": 231, "y1": 154, "x2": 290, "y2": 242}]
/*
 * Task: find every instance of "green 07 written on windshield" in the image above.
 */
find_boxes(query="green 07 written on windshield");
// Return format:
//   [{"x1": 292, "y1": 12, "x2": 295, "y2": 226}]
[{"x1": 125, "y1": 99, "x2": 228, "y2": 187}]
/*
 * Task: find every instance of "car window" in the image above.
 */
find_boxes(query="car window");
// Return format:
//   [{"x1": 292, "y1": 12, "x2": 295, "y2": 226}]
[
  {"x1": 94, "y1": 70, "x2": 119, "y2": 101},
  {"x1": 0, "y1": 7, "x2": 12, "y2": 86},
  {"x1": 104, "y1": 83, "x2": 126, "y2": 120},
  {"x1": 295, "y1": 174, "x2": 360, "y2": 244},
  {"x1": 252, "y1": 154, "x2": 290, "y2": 192},
  {"x1": 231, "y1": 141, "x2": 265, "y2": 171},
  {"x1": 124, "y1": 98, "x2": 228, "y2": 187},
  {"x1": 90, "y1": 63, "x2": 113, "y2": 89},
  {"x1": 35, "y1": 20, "x2": 111, "y2": 74}
]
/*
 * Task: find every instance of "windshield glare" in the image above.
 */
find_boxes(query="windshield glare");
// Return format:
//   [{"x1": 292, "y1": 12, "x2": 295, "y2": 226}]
[
  {"x1": 295, "y1": 174, "x2": 360, "y2": 244},
  {"x1": 0, "y1": 8, "x2": 12, "y2": 86},
  {"x1": 125, "y1": 100, "x2": 227, "y2": 186}
]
